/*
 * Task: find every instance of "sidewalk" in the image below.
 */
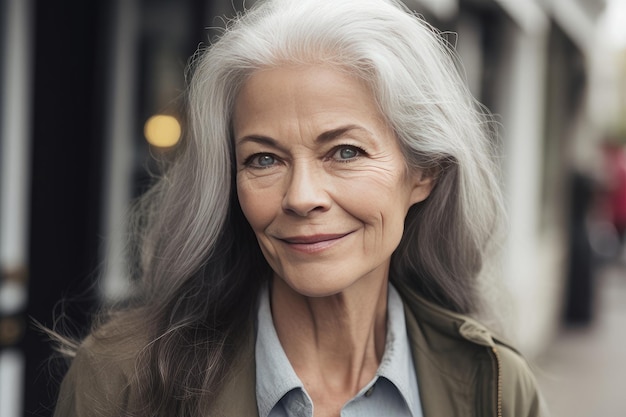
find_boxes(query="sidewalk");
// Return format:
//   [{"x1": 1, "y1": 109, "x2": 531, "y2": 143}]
[{"x1": 535, "y1": 263, "x2": 626, "y2": 416}]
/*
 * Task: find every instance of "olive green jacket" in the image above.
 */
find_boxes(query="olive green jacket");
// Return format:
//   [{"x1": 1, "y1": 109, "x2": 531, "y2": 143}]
[{"x1": 55, "y1": 284, "x2": 545, "y2": 416}]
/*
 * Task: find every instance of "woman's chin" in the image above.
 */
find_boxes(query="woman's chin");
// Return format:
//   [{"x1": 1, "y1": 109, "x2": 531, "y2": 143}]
[
  {"x1": 272, "y1": 273, "x2": 353, "y2": 298},
  {"x1": 274, "y1": 269, "x2": 384, "y2": 299}
]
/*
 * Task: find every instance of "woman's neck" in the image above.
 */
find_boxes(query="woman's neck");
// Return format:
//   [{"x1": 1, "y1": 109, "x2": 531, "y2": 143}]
[{"x1": 270, "y1": 273, "x2": 389, "y2": 413}]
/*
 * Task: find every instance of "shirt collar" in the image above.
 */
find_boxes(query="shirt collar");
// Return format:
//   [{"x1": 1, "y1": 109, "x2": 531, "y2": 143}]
[
  {"x1": 255, "y1": 284, "x2": 305, "y2": 417},
  {"x1": 255, "y1": 283, "x2": 421, "y2": 417}
]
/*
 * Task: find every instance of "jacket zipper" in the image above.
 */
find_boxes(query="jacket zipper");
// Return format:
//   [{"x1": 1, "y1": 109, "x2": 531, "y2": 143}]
[{"x1": 491, "y1": 346, "x2": 503, "y2": 417}]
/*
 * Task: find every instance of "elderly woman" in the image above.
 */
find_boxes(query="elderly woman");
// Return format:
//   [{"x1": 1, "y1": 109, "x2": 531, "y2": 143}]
[{"x1": 54, "y1": 0, "x2": 543, "y2": 416}]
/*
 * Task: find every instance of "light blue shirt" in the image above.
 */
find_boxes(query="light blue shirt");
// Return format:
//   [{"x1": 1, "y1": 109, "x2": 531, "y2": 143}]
[{"x1": 255, "y1": 284, "x2": 423, "y2": 417}]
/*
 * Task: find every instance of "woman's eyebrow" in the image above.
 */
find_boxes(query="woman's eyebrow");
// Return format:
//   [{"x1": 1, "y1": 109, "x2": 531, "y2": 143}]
[
  {"x1": 316, "y1": 124, "x2": 373, "y2": 143},
  {"x1": 235, "y1": 135, "x2": 289, "y2": 153}
]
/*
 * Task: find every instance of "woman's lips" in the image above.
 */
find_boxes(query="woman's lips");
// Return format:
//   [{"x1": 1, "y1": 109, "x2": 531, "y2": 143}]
[{"x1": 278, "y1": 233, "x2": 352, "y2": 253}]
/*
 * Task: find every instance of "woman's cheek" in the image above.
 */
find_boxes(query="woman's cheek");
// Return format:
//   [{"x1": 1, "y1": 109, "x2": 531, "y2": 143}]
[{"x1": 237, "y1": 179, "x2": 277, "y2": 231}]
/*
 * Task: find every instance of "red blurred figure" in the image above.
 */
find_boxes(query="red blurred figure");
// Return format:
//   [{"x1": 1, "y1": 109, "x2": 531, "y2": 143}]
[{"x1": 602, "y1": 139, "x2": 626, "y2": 243}]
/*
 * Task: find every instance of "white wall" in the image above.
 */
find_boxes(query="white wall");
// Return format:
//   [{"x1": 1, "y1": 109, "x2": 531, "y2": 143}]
[{"x1": 494, "y1": 21, "x2": 567, "y2": 357}]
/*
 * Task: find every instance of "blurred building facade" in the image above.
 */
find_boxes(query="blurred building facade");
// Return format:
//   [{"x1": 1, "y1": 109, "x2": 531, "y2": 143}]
[{"x1": 0, "y1": 0, "x2": 615, "y2": 415}]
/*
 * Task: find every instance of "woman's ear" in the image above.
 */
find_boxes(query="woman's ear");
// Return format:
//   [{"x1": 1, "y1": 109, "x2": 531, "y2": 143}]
[{"x1": 409, "y1": 168, "x2": 437, "y2": 205}]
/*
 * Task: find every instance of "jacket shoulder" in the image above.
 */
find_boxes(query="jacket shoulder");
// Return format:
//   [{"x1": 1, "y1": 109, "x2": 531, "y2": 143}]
[
  {"x1": 398, "y1": 284, "x2": 547, "y2": 416},
  {"x1": 54, "y1": 324, "x2": 143, "y2": 417}
]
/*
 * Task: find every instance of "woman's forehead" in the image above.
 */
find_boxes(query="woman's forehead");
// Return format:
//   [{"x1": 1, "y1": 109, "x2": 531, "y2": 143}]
[{"x1": 232, "y1": 65, "x2": 385, "y2": 134}]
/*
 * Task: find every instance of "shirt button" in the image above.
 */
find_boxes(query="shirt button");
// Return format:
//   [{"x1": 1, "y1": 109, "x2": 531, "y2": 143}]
[{"x1": 365, "y1": 386, "x2": 375, "y2": 397}]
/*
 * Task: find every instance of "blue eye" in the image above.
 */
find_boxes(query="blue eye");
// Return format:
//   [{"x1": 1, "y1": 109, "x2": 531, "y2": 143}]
[
  {"x1": 256, "y1": 154, "x2": 276, "y2": 166},
  {"x1": 243, "y1": 153, "x2": 277, "y2": 168},
  {"x1": 333, "y1": 146, "x2": 361, "y2": 161}
]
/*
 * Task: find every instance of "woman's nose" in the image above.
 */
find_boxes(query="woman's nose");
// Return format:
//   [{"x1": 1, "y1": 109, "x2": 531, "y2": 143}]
[{"x1": 282, "y1": 163, "x2": 331, "y2": 217}]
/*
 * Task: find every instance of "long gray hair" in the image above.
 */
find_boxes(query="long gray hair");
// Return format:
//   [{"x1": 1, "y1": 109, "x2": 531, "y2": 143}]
[{"x1": 96, "y1": 0, "x2": 505, "y2": 414}]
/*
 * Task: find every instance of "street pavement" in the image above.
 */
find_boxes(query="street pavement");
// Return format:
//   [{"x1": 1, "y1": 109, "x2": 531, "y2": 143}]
[{"x1": 535, "y1": 262, "x2": 626, "y2": 416}]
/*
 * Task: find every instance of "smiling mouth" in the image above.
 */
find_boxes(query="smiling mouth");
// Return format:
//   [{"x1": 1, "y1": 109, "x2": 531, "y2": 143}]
[{"x1": 278, "y1": 233, "x2": 352, "y2": 252}]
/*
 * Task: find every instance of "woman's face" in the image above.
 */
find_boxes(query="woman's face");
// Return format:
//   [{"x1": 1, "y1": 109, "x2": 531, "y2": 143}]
[{"x1": 233, "y1": 65, "x2": 432, "y2": 297}]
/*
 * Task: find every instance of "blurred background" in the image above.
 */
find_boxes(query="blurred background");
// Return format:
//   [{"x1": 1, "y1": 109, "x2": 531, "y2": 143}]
[{"x1": 1, "y1": 0, "x2": 625, "y2": 415}]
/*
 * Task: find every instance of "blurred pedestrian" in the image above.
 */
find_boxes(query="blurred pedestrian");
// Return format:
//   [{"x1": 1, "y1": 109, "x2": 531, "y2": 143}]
[{"x1": 602, "y1": 137, "x2": 626, "y2": 246}]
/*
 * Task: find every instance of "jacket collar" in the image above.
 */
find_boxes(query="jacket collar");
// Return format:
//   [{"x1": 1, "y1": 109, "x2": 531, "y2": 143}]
[{"x1": 394, "y1": 280, "x2": 497, "y2": 347}]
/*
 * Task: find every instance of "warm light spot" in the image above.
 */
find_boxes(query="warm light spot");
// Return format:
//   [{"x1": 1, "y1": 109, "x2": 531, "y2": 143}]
[{"x1": 144, "y1": 114, "x2": 181, "y2": 148}]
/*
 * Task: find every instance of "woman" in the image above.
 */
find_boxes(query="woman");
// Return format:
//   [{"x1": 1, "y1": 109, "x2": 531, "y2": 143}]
[{"x1": 54, "y1": 0, "x2": 544, "y2": 416}]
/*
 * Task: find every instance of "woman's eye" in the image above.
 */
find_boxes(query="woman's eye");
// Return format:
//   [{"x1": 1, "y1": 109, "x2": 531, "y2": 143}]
[
  {"x1": 245, "y1": 153, "x2": 277, "y2": 168},
  {"x1": 333, "y1": 146, "x2": 361, "y2": 161}
]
